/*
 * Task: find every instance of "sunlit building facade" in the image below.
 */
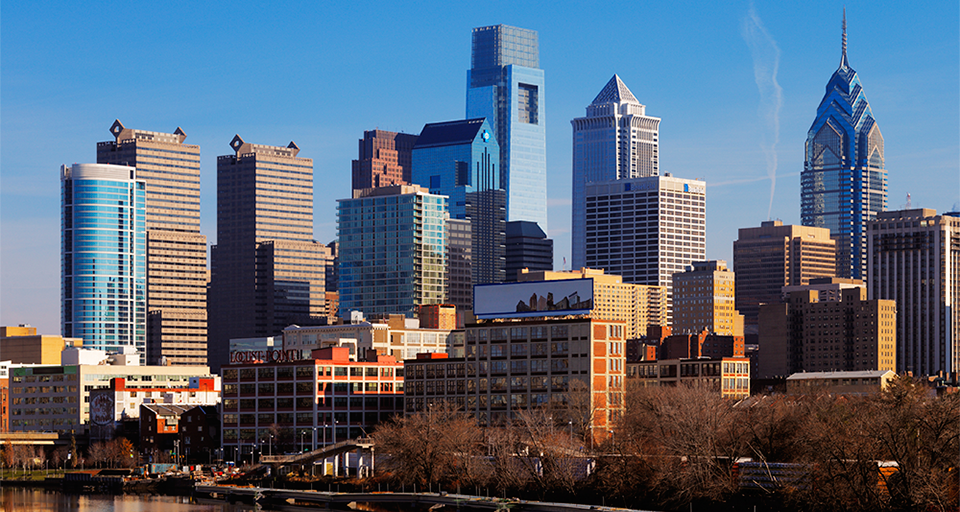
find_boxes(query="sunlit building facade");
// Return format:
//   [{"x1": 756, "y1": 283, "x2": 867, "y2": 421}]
[{"x1": 97, "y1": 120, "x2": 208, "y2": 366}]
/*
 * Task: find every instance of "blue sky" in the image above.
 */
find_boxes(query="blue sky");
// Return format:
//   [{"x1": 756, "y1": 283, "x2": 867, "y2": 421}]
[{"x1": 2, "y1": 0, "x2": 958, "y2": 335}]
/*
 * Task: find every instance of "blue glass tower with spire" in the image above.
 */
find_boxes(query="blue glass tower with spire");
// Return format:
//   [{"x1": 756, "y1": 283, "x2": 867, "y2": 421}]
[{"x1": 801, "y1": 11, "x2": 887, "y2": 279}]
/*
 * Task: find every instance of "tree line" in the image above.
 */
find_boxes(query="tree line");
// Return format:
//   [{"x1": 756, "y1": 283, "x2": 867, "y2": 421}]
[{"x1": 373, "y1": 376, "x2": 959, "y2": 512}]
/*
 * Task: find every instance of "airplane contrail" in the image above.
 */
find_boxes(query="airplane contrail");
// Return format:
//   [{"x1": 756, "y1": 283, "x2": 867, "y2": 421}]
[{"x1": 742, "y1": 5, "x2": 783, "y2": 220}]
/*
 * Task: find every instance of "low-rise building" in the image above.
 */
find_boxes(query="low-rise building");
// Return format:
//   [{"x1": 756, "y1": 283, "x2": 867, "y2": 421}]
[
  {"x1": 180, "y1": 405, "x2": 220, "y2": 464},
  {"x1": 8, "y1": 356, "x2": 213, "y2": 433},
  {"x1": 1, "y1": 325, "x2": 81, "y2": 364},
  {"x1": 281, "y1": 315, "x2": 462, "y2": 361},
  {"x1": 140, "y1": 404, "x2": 192, "y2": 461},
  {"x1": 220, "y1": 347, "x2": 404, "y2": 461},
  {"x1": 403, "y1": 317, "x2": 626, "y2": 436},
  {"x1": 785, "y1": 370, "x2": 897, "y2": 395},
  {"x1": 627, "y1": 357, "x2": 751, "y2": 399},
  {"x1": 88, "y1": 376, "x2": 220, "y2": 438}
]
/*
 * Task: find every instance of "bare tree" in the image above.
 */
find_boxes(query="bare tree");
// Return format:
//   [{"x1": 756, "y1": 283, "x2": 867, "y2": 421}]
[{"x1": 374, "y1": 402, "x2": 487, "y2": 488}]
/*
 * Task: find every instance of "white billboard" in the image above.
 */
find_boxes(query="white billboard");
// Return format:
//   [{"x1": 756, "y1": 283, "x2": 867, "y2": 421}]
[{"x1": 474, "y1": 279, "x2": 594, "y2": 319}]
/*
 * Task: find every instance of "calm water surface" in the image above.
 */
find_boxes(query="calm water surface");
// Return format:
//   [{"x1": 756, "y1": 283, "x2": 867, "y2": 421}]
[{"x1": 0, "y1": 487, "x2": 256, "y2": 512}]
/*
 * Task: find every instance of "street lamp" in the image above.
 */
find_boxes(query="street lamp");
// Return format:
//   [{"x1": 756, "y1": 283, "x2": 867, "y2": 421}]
[
  {"x1": 300, "y1": 430, "x2": 306, "y2": 453},
  {"x1": 312, "y1": 427, "x2": 318, "y2": 451},
  {"x1": 269, "y1": 434, "x2": 273, "y2": 456}
]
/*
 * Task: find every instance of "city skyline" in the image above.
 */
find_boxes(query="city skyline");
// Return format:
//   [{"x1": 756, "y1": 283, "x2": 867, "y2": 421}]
[{"x1": 3, "y1": 1, "x2": 958, "y2": 335}]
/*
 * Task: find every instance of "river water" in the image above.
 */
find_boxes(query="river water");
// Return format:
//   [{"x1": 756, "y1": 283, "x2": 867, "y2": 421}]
[{"x1": 0, "y1": 487, "x2": 255, "y2": 512}]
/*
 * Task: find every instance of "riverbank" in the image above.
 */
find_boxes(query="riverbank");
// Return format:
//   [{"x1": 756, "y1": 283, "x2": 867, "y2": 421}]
[{"x1": 194, "y1": 485, "x2": 655, "y2": 512}]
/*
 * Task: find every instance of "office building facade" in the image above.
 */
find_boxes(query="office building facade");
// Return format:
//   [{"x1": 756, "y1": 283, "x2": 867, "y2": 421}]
[
  {"x1": 758, "y1": 286, "x2": 896, "y2": 378},
  {"x1": 505, "y1": 221, "x2": 553, "y2": 282},
  {"x1": 801, "y1": 15, "x2": 887, "y2": 279},
  {"x1": 584, "y1": 175, "x2": 706, "y2": 320},
  {"x1": 61, "y1": 163, "x2": 146, "y2": 358},
  {"x1": 466, "y1": 24, "x2": 547, "y2": 230},
  {"x1": 209, "y1": 136, "x2": 328, "y2": 371},
  {"x1": 733, "y1": 220, "x2": 837, "y2": 333},
  {"x1": 352, "y1": 129, "x2": 419, "y2": 190},
  {"x1": 8, "y1": 362, "x2": 212, "y2": 433},
  {"x1": 445, "y1": 218, "x2": 473, "y2": 312},
  {"x1": 337, "y1": 185, "x2": 446, "y2": 319},
  {"x1": 97, "y1": 120, "x2": 208, "y2": 366},
  {"x1": 571, "y1": 74, "x2": 660, "y2": 269},
  {"x1": 672, "y1": 260, "x2": 744, "y2": 336},
  {"x1": 868, "y1": 209, "x2": 960, "y2": 375}
]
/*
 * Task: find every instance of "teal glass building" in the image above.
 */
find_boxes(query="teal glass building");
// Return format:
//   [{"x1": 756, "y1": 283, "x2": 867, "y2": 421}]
[
  {"x1": 801, "y1": 15, "x2": 886, "y2": 279},
  {"x1": 466, "y1": 24, "x2": 547, "y2": 231},
  {"x1": 61, "y1": 163, "x2": 146, "y2": 358},
  {"x1": 337, "y1": 185, "x2": 447, "y2": 319}
]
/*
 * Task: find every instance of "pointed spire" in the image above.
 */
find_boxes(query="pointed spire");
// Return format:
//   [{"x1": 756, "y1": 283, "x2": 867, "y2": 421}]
[
  {"x1": 840, "y1": 8, "x2": 849, "y2": 69},
  {"x1": 591, "y1": 74, "x2": 640, "y2": 105}
]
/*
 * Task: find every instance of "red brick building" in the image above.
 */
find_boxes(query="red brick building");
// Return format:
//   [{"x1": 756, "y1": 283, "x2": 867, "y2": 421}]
[{"x1": 220, "y1": 347, "x2": 404, "y2": 462}]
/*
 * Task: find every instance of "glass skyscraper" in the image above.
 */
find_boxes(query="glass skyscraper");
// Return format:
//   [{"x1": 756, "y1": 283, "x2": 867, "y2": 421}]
[
  {"x1": 571, "y1": 74, "x2": 660, "y2": 269},
  {"x1": 338, "y1": 185, "x2": 447, "y2": 319},
  {"x1": 61, "y1": 163, "x2": 146, "y2": 358},
  {"x1": 801, "y1": 13, "x2": 886, "y2": 279},
  {"x1": 466, "y1": 24, "x2": 547, "y2": 231}
]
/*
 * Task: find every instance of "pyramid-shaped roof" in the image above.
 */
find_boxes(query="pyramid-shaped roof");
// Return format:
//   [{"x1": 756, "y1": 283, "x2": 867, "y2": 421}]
[{"x1": 591, "y1": 74, "x2": 640, "y2": 105}]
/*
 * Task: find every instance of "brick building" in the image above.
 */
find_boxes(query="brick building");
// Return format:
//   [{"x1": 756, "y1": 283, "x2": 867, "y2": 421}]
[
  {"x1": 220, "y1": 347, "x2": 404, "y2": 462},
  {"x1": 403, "y1": 317, "x2": 626, "y2": 438}
]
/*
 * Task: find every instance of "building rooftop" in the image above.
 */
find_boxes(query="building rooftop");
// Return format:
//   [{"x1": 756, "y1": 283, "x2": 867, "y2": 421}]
[
  {"x1": 506, "y1": 220, "x2": 547, "y2": 239},
  {"x1": 591, "y1": 74, "x2": 640, "y2": 105},
  {"x1": 141, "y1": 404, "x2": 193, "y2": 417},
  {"x1": 413, "y1": 118, "x2": 489, "y2": 149},
  {"x1": 786, "y1": 370, "x2": 895, "y2": 381}
]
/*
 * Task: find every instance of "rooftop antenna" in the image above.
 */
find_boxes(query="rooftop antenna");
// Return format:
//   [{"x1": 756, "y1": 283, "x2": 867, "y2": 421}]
[
  {"x1": 905, "y1": 193, "x2": 912, "y2": 210},
  {"x1": 840, "y1": 8, "x2": 849, "y2": 69}
]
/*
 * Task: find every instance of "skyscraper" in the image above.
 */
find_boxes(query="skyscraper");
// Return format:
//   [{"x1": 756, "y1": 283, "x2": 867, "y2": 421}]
[
  {"x1": 571, "y1": 75, "x2": 660, "y2": 269},
  {"x1": 209, "y1": 136, "x2": 328, "y2": 371},
  {"x1": 97, "y1": 120, "x2": 208, "y2": 365},
  {"x1": 672, "y1": 260, "x2": 743, "y2": 336},
  {"x1": 412, "y1": 118, "x2": 505, "y2": 285},
  {"x1": 801, "y1": 13, "x2": 887, "y2": 279},
  {"x1": 351, "y1": 129, "x2": 419, "y2": 191},
  {"x1": 584, "y1": 175, "x2": 706, "y2": 321},
  {"x1": 61, "y1": 163, "x2": 146, "y2": 358},
  {"x1": 758, "y1": 285, "x2": 896, "y2": 378},
  {"x1": 504, "y1": 221, "x2": 553, "y2": 282},
  {"x1": 868, "y1": 209, "x2": 960, "y2": 375},
  {"x1": 337, "y1": 185, "x2": 447, "y2": 319},
  {"x1": 733, "y1": 220, "x2": 837, "y2": 333},
  {"x1": 466, "y1": 24, "x2": 547, "y2": 230}
]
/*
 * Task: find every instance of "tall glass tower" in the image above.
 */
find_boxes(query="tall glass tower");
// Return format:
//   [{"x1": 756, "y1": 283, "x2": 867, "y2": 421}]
[
  {"x1": 61, "y1": 163, "x2": 146, "y2": 359},
  {"x1": 467, "y1": 24, "x2": 547, "y2": 231},
  {"x1": 801, "y1": 12, "x2": 886, "y2": 279}
]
